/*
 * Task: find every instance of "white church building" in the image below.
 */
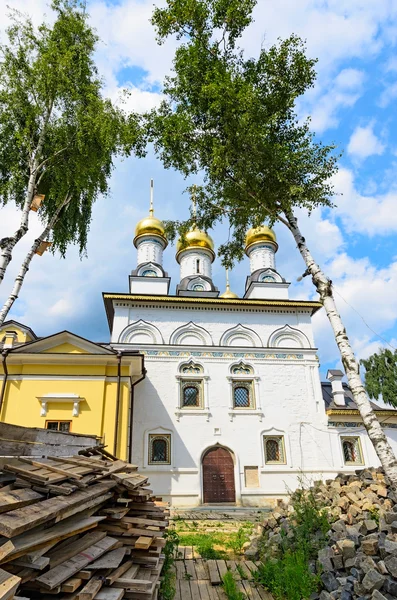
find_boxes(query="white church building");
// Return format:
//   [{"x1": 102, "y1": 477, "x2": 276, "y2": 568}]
[{"x1": 103, "y1": 198, "x2": 397, "y2": 507}]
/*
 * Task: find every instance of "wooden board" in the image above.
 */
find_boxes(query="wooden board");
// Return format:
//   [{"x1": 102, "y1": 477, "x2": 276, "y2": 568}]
[
  {"x1": 0, "y1": 567, "x2": 21, "y2": 600},
  {"x1": 76, "y1": 576, "x2": 103, "y2": 600},
  {"x1": 85, "y1": 547, "x2": 127, "y2": 570},
  {"x1": 47, "y1": 531, "x2": 107, "y2": 569},
  {"x1": 94, "y1": 588, "x2": 124, "y2": 600},
  {"x1": 134, "y1": 537, "x2": 152, "y2": 550},
  {"x1": 0, "y1": 483, "x2": 114, "y2": 538},
  {"x1": 0, "y1": 489, "x2": 43, "y2": 515},
  {"x1": 207, "y1": 561, "x2": 221, "y2": 586},
  {"x1": 36, "y1": 537, "x2": 118, "y2": 590},
  {"x1": 0, "y1": 516, "x2": 104, "y2": 563},
  {"x1": 105, "y1": 560, "x2": 135, "y2": 586}
]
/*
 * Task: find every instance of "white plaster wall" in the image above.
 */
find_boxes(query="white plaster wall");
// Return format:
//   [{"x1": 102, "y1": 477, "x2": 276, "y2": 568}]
[
  {"x1": 129, "y1": 279, "x2": 169, "y2": 295},
  {"x1": 112, "y1": 304, "x2": 317, "y2": 349},
  {"x1": 179, "y1": 250, "x2": 212, "y2": 280},
  {"x1": 130, "y1": 352, "x2": 331, "y2": 506},
  {"x1": 245, "y1": 283, "x2": 289, "y2": 300},
  {"x1": 248, "y1": 244, "x2": 276, "y2": 272},
  {"x1": 137, "y1": 238, "x2": 164, "y2": 266}
]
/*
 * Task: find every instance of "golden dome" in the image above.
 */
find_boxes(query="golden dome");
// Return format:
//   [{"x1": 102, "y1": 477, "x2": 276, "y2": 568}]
[
  {"x1": 220, "y1": 286, "x2": 239, "y2": 299},
  {"x1": 134, "y1": 212, "x2": 168, "y2": 248},
  {"x1": 176, "y1": 227, "x2": 215, "y2": 259},
  {"x1": 245, "y1": 225, "x2": 278, "y2": 253}
]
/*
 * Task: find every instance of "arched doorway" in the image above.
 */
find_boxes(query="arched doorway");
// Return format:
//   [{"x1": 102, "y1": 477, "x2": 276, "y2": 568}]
[{"x1": 202, "y1": 446, "x2": 236, "y2": 503}]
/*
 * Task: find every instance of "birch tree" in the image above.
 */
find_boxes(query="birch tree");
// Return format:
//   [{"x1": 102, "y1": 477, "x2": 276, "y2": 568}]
[
  {"x1": 0, "y1": 0, "x2": 143, "y2": 323},
  {"x1": 149, "y1": 0, "x2": 397, "y2": 483}
]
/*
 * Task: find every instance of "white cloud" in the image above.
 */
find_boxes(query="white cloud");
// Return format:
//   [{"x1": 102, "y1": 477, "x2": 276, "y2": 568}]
[
  {"x1": 332, "y1": 168, "x2": 397, "y2": 235},
  {"x1": 379, "y1": 81, "x2": 397, "y2": 108},
  {"x1": 347, "y1": 122, "x2": 385, "y2": 160}
]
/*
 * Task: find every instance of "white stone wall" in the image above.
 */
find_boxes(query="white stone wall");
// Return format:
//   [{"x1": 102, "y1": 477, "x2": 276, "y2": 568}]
[
  {"x1": 248, "y1": 243, "x2": 276, "y2": 273},
  {"x1": 136, "y1": 238, "x2": 164, "y2": 266},
  {"x1": 179, "y1": 249, "x2": 213, "y2": 280}
]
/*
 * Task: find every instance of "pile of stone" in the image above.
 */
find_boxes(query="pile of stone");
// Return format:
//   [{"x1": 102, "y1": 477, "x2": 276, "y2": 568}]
[{"x1": 246, "y1": 468, "x2": 397, "y2": 600}]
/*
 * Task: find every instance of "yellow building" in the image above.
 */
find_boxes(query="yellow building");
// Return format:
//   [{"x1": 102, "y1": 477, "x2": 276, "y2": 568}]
[{"x1": 0, "y1": 320, "x2": 144, "y2": 460}]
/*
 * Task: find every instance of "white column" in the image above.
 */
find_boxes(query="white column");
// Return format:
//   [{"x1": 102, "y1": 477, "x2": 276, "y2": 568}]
[
  {"x1": 179, "y1": 250, "x2": 212, "y2": 280},
  {"x1": 137, "y1": 238, "x2": 165, "y2": 267}
]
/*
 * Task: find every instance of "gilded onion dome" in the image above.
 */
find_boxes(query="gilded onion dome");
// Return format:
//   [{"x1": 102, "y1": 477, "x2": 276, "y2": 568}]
[
  {"x1": 220, "y1": 269, "x2": 238, "y2": 299},
  {"x1": 220, "y1": 285, "x2": 239, "y2": 299},
  {"x1": 133, "y1": 211, "x2": 168, "y2": 248},
  {"x1": 245, "y1": 225, "x2": 278, "y2": 254},
  {"x1": 176, "y1": 227, "x2": 215, "y2": 260}
]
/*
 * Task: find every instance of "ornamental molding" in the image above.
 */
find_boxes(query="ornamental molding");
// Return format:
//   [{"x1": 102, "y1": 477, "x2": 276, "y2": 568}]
[
  {"x1": 328, "y1": 421, "x2": 397, "y2": 429},
  {"x1": 37, "y1": 393, "x2": 84, "y2": 417},
  {"x1": 268, "y1": 324, "x2": 311, "y2": 349},
  {"x1": 119, "y1": 320, "x2": 164, "y2": 345},
  {"x1": 140, "y1": 349, "x2": 305, "y2": 360},
  {"x1": 220, "y1": 324, "x2": 262, "y2": 348},
  {"x1": 169, "y1": 322, "x2": 213, "y2": 346}
]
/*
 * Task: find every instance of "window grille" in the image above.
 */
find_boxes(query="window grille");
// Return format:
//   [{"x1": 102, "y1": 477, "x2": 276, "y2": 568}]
[
  {"x1": 45, "y1": 421, "x2": 71, "y2": 432},
  {"x1": 233, "y1": 386, "x2": 250, "y2": 408},
  {"x1": 183, "y1": 385, "x2": 200, "y2": 406},
  {"x1": 149, "y1": 434, "x2": 171, "y2": 465},
  {"x1": 341, "y1": 437, "x2": 363, "y2": 465},
  {"x1": 264, "y1": 436, "x2": 286, "y2": 464}
]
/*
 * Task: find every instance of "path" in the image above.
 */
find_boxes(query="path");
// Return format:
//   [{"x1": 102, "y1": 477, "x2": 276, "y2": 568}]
[
  {"x1": 174, "y1": 554, "x2": 273, "y2": 600},
  {"x1": 171, "y1": 507, "x2": 270, "y2": 522}
]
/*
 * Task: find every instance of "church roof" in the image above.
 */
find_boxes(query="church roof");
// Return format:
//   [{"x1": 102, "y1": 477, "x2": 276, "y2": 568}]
[{"x1": 321, "y1": 381, "x2": 397, "y2": 415}]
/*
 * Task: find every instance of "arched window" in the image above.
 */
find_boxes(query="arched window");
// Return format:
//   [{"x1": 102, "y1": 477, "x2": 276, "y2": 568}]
[
  {"x1": 183, "y1": 384, "x2": 200, "y2": 407},
  {"x1": 178, "y1": 362, "x2": 204, "y2": 409},
  {"x1": 233, "y1": 385, "x2": 250, "y2": 408},
  {"x1": 341, "y1": 437, "x2": 363, "y2": 465},
  {"x1": 141, "y1": 269, "x2": 158, "y2": 277},
  {"x1": 192, "y1": 284, "x2": 204, "y2": 292},
  {"x1": 149, "y1": 434, "x2": 171, "y2": 465},
  {"x1": 264, "y1": 436, "x2": 286, "y2": 464},
  {"x1": 230, "y1": 363, "x2": 255, "y2": 410}
]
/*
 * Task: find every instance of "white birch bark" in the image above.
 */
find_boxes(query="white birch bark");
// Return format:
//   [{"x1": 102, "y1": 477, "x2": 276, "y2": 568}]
[
  {"x1": 284, "y1": 208, "x2": 397, "y2": 485},
  {"x1": 0, "y1": 105, "x2": 53, "y2": 287},
  {"x1": 0, "y1": 193, "x2": 72, "y2": 327}
]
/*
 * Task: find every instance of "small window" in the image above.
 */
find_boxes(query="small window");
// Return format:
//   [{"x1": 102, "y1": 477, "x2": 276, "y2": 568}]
[
  {"x1": 233, "y1": 385, "x2": 251, "y2": 408},
  {"x1": 341, "y1": 437, "x2": 363, "y2": 465},
  {"x1": 149, "y1": 434, "x2": 171, "y2": 465},
  {"x1": 182, "y1": 382, "x2": 201, "y2": 407},
  {"x1": 45, "y1": 421, "x2": 71, "y2": 432},
  {"x1": 264, "y1": 436, "x2": 286, "y2": 464},
  {"x1": 192, "y1": 284, "x2": 204, "y2": 292},
  {"x1": 196, "y1": 259, "x2": 200, "y2": 273},
  {"x1": 141, "y1": 269, "x2": 158, "y2": 277}
]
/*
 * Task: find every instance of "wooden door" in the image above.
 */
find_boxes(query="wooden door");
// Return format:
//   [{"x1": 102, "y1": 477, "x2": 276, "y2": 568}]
[{"x1": 202, "y1": 447, "x2": 235, "y2": 503}]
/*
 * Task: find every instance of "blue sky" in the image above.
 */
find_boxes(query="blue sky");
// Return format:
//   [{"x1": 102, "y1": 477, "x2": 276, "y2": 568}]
[{"x1": 1, "y1": 0, "x2": 397, "y2": 379}]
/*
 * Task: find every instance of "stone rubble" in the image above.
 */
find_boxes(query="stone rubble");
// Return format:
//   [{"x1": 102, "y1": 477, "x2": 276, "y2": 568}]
[{"x1": 245, "y1": 467, "x2": 397, "y2": 600}]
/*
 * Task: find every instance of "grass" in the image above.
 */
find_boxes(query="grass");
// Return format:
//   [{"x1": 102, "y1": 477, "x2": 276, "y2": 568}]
[
  {"x1": 175, "y1": 522, "x2": 253, "y2": 559},
  {"x1": 222, "y1": 570, "x2": 246, "y2": 600}
]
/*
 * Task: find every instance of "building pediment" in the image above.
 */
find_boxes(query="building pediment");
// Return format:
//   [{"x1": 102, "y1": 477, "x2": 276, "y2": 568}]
[{"x1": 10, "y1": 331, "x2": 115, "y2": 355}]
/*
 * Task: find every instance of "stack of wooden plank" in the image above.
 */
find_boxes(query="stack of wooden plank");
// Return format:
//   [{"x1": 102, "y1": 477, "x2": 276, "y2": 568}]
[{"x1": 0, "y1": 447, "x2": 169, "y2": 600}]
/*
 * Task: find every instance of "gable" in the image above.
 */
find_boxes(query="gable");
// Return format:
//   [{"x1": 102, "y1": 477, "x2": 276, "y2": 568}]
[
  {"x1": 0, "y1": 321, "x2": 36, "y2": 344},
  {"x1": 42, "y1": 343, "x2": 90, "y2": 354},
  {"x1": 11, "y1": 331, "x2": 114, "y2": 355}
]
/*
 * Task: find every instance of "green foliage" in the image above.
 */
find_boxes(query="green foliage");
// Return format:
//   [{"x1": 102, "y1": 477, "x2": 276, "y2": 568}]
[
  {"x1": 253, "y1": 550, "x2": 320, "y2": 600},
  {"x1": 222, "y1": 570, "x2": 246, "y2": 600},
  {"x1": 160, "y1": 530, "x2": 179, "y2": 600},
  {"x1": 288, "y1": 485, "x2": 330, "y2": 558},
  {"x1": 149, "y1": 0, "x2": 339, "y2": 267},
  {"x1": 226, "y1": 527, "x2": 250, "y2": 555},
  {"x1": 361, "y1": 348, "x2": 397, "y2": 408},
  {"x1": 368, "y1": 505, "x2": 380, "y2": 525},
  {"x1": 236, "y1": 563, "x2": 248, "y2": 580},
  {"x1": 178, "y1": 532, "x2": 227, "y2": 558},
  {"x1": 255, "y1": 483, "x2": 328, "y2": 600},
  {"x1": 0, "y1": 0, "x2": 143, "y2": 256}
]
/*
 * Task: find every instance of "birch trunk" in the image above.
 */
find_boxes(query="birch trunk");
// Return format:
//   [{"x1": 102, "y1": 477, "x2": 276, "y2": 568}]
[
  {"x1": 284, "y1": 208, "x2": 397, "y2": 486},
  {"x1": 0, "y1": 105, "x2": 53, "y2": 287},
  {"x1": 0, "y1": 193, "x2": 72, "y2": 327}
]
